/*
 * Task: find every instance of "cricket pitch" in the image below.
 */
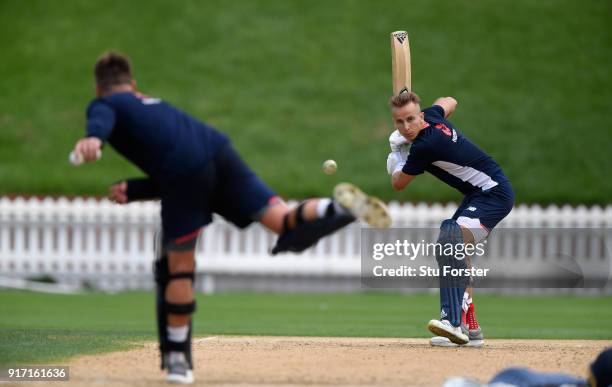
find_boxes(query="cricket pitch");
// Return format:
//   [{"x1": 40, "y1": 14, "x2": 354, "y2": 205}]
[{"x1": 7, "y1": 336, "x2": 610, "y2": 386}]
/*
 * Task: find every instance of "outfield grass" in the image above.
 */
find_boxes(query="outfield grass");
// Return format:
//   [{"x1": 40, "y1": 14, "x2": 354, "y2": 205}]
[
  {"x1": 0, "y1": 0, "x2": 610, "y2": 204},
  {"x1": 1, "y1": 290, "x2": 611, "y2": 365}
]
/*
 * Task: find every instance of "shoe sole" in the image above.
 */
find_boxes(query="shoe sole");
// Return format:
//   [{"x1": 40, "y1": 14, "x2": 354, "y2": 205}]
[
  {"x1": 333, "y1": 183, "x2": 392, "y2": 229},
  {"x1": 430, "y1": 336, "x2": 458, "y2": 347},
  {"x1": 167, "y1": 370, "x2": 194, "y2": 384},
  {"x1": 427, "y1": 320, "x2": 469, "y2": 345},
  {"x1": 430, "y1": 336, "x2": 484, "y2": 348}
]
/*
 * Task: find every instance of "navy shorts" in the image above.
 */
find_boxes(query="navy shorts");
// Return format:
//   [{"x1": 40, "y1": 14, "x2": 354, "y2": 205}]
[
  {"x1": 452, "y1": 181, "x2": 514, "y2": 240},
  {"x1": 159, "y1": 144, "x2": 277, "y2": 240}
]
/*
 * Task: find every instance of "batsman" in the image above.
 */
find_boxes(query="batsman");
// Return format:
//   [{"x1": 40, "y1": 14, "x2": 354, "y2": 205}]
[
  {"x1": 387, "y1": 32, "x2": 514, "y2": 346},
  {"x1": 72, "y1": 52, "x2": 390, "y2": 384}
]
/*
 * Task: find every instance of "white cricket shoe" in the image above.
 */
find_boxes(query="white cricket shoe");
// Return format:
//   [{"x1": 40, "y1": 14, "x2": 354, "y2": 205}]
[
  {"x1": 430, "y1": 336, "x2": 484, "y2": 348},
  {"x1": 427, "y1": 319, "x2": 469, "y2": 345},
  {"x1": 430, "y1": 324, "x2": 484, "y2": 347},
  {"x1": 430, "y1": 336, "x2": 460, "y2": 347},
  {"x1": 466, "y1": 325, "x2": 484, "y2": 347},
  {"x1": 166, "y1": 351, "x2": 194, "y2": 384},
  {"x1": 333, "y1": 183, "x2": 392, "y2": 228}
]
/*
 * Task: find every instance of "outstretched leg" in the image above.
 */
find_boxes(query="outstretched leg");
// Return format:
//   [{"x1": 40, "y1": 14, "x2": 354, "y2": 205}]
[
  {"x1": 260, "y1": 183, "x2": 391, "y2": 254},
  {"x1": 211, "y1": 144, "x2": 391, "y2": 253}
]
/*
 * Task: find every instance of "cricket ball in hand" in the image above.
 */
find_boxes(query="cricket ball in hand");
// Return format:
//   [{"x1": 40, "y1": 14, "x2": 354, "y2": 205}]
[{"x1": 322, "y1": 159, "x2": 337, "y2": 175}]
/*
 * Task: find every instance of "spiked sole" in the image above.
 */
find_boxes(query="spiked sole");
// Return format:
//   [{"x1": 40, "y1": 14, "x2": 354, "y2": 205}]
[
  {"x1": 333, "y1": 183, "x2": 392, "y2": 228},
  {"x1": 427, "y1": 320, "x2": 469, "y2": 345}
]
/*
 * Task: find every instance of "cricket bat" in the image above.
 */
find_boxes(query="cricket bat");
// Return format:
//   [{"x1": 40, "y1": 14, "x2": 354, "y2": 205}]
[{"x1": 390, "y1": 31, "x2": 411, "y2": 95}]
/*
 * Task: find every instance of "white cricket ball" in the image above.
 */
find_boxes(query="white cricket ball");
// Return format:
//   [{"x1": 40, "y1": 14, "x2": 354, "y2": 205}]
[{"x1": 322, "y1": 159, "x2": 337, "y2": 175}]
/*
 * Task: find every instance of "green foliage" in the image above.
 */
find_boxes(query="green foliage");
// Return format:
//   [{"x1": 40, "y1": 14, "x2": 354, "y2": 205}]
[
  {"x1": 1, "y1": 290, "x2": 611, "y2": 365},
  {"x1": 0, "y1": 0, "x2": 610, "y2": 203}
]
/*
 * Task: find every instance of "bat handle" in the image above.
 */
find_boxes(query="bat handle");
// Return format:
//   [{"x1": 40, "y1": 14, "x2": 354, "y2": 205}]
[{"x1": 69, "y1": 150, "x2": 102, "y2": 166}]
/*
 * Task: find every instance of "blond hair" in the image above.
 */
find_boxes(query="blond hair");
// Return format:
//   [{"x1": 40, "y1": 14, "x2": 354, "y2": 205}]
[{"x1": 389, "y1": 91, "x2": 420, "y2": 108}]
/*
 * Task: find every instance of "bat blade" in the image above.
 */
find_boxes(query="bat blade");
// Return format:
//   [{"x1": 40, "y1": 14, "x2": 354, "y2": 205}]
[{"x1": 390, "y1": 31, "x2": 411, "y2": 95}]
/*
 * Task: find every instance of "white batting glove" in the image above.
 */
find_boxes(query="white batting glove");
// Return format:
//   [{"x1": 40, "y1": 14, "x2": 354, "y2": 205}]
[
  {"x1": 386, "y1": 151, "x2": 406, "y2": 175},
  {"x1": 389, "y1": 130, "x2": 411, "y2": 167},
  {"x1": 389, "y1": 130, "x2": 411, "y2": 152}
]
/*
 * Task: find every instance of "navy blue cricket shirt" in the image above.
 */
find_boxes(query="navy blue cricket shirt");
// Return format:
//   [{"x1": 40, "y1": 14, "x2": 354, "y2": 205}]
[
  {"x1": 85, "y1": 92, "x2": 229, "y2": 178},
  {"x1": 402, "y1": 105, "x2": 510, "y2": 195}
]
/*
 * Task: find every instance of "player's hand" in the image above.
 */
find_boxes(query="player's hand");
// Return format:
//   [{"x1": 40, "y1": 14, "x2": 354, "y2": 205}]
[
  {"x1": 389, "y1": 130, "x2": 411, "y2": 152},
  {"x1": 386, "y1": 151, "x2": 406, "y2": 175},
  {"x1": 73, "y1": 137, "x2": 102, "y2": 163},
  {"x1": 109, "y1": 181, "x2": 128, "y2": 204}
]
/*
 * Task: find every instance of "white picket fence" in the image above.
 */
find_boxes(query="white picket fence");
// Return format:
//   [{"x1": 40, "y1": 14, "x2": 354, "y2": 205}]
[{"x1": 0, "y1": 196, "x2": 610, "y2": 293}]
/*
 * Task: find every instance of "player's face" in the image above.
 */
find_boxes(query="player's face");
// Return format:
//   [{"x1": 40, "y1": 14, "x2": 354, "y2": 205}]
[{"x1": 392, "y1": 103, "x2": 425, "y2": 141}]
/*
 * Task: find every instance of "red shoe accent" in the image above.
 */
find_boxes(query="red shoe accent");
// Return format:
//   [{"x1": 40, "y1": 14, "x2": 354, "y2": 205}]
[
  {"x1": 461, "y1": 309, "x2": 467, "y2": 326},
  {"x1": 467, "y1": 303, "x2": 480, "y2": 330}
]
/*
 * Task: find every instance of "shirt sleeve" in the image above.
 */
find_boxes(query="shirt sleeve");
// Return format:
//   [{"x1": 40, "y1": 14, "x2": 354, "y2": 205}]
[
  {"x1": 402, "y1": 140, "x2": 433, "y2": 175},
  {"x1": 422, "y1": 105, "x2": 445, "y2": 120},
  {"x1": 86, "y1": 100, "x2": 116, "y2": 141}
]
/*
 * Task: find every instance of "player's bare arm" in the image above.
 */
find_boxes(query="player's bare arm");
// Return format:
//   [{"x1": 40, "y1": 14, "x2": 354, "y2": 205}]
[
  {"x1": 391, "y1": 171, "x2": 416, "y2": 191},
  {"x1": 433, "y1": 96, "x2": 457, "y2": 118}
]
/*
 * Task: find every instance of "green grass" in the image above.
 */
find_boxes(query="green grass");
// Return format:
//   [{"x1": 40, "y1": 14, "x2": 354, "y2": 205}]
[
  {"x1": 1, "y1": 290, "x2": 611, "y2": 365},
  {"x1": 0, "y1": 0, "x2": 610, "y2": 204}
]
